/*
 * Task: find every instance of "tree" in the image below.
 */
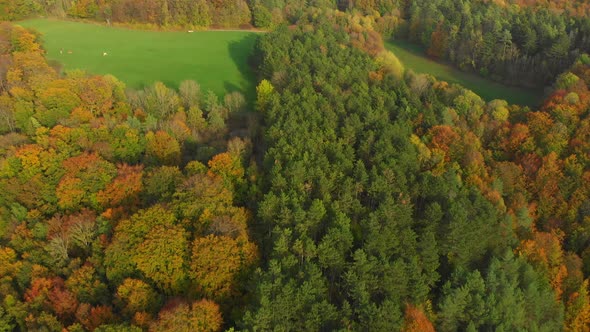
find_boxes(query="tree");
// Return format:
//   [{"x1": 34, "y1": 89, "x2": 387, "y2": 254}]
[
  {"x1": 172, "y1": 173, "x2": 233, "y2": 226},
  {"x1": 150, "y1": 299, "x2": 222, "y2": 332},
  {"x1": 109, "y1": 124, "x2": 145, "y2": 163},
  {"x1": 179, "y1": 80, "x2": 201, "y2": 110},
  {"x1": 255, "y1": 79, "x2": 274, "y2": 112},
  {"x1": 145, "y1": 131, "x2": 181, "y2": 166},
  {"x1": 403, "y1": 304, "x2": 435, "y2": 332},
  {"x1": 438, "y1": 252, "x2": 563, "y2": 331},
  {"x1": 207, "y1": 152, "x2": 244, "y2": 192},
  {"x1": 142, "y1": 82, "x2": 180, "y2": 119},
  {"x1": 375, "y1": 50, "x2": 404, "y2": 79},
  {"x1": 77, "y1": 76, "x2": 115, "y2": 116},
  {"x1": 519, "y1": 231, "x2": 568, "y2": 299},
  {"x1": 96, "y1": 164, "x2": 143, "y2": 209},
  {"x1": 565, "y1": 280, "x2": 590, "y2": 332},
  {"x1": 65, "y1": 265, "x2": 109, "y2": 305},
  {"x1": 0, "y1": 306, "x2": 16, "y2": 332},
  {"x1": 55, "y1": 153, "x2": 117, "y2": 211},
  {"x1": 0, "y1": 246, "x2": 22, "y2": 297},
  {"x1": 105, "y1": 205, "x2": 177, "y2": 284},
  {"x1": 116, "y1": 278, "x2": 159, "y2": 315},
  {"x1": 427, "y1": 23, "x2": 448, "y2": 58},
  {"x1": 133, "y1": 224, "x2": 188, "y2": 294},
  {"x1": 223, "y1": 91, "x2": 246, "y2": 114},
  {"x1": 36, "y1": 86, "x2": 81, "y2": 127},
  {"x1": 10, "y1": 26, "x2": 40, "y2": 53},
  {"x1": 143, "y1": 166, "x2": 182, "y2": 202},
  {"x1": 190, "y1": 234, "x2": 256, "y2": 300},
  {"x1": 252, "y1": 2, "x2": 272, "y2": 28}
]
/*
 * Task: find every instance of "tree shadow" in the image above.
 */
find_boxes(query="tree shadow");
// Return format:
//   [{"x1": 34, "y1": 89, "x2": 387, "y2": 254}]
[
  {"x1": 161, "y1": 79, "x2": 179, "y2": 90},
  {"x1": 223, "y1": 80, "x2": 256, "y2": 107},
  {"x1": 227, "y1": 34, "x2": 260, "y2": 104}
]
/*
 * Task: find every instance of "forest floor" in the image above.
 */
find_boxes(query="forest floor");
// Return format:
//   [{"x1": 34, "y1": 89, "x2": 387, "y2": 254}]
[
  {"x1": 18, "y1": 18, "x2": 258, "y2": 98},
  {"x1": 386, "y1": 40, "x2": 544, "y2": 106}
]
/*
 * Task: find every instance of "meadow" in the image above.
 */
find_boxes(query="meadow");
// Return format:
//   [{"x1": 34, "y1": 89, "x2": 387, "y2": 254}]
[
  {"x1": 18, "y1": 19, "x2": 259, "y2": 97},
  {"x1": 386, "y1": 40, "x2": 544, "y2": 106}
]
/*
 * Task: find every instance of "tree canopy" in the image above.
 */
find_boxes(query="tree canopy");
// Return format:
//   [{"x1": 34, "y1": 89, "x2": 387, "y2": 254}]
[{"x1": 3, "y1": 1, "x2": 590, "y2": 330}]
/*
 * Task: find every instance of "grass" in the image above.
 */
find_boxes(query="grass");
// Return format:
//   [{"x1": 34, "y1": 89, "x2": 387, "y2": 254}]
[
  {"x1": 386, "y1": 40, "x2": 544, "y2": 106},
  {"x1": 18, "y1": 18, "x2": 259, "y2": 98}
]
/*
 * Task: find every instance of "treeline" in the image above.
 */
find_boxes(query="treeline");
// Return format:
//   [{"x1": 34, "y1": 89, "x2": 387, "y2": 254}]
[
  {"x1": 0, "y1": 0, "x2": 406, "y2": 31},
  {"x1": 506, "y1": 0, "x2": 590, "y2": 17},
  {"x1": 0, "y1": 23, "x2": 258, "y2": 330},
  {"x1": 243, "y1": 16, "x2": 590, "y2": 331},
  {"x1": 1, "y1": 0, "x2": 253, "y2": 28},
  {"x1": 5, "y1": 0, "x2": 590, "y2": 89},
  {"x1": 400, "y1": 0, "x2": 590, "y2": 87},
  {"x1": 337, "y1": 0, "x2": 590, "y2": 89},
  {"x1": 0, "y1": 0, "x2": 331, "y2": 29}
]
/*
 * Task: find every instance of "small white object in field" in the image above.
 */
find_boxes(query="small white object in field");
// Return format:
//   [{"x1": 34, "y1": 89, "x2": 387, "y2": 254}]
[
  {"x1": 60, "y1": 49, "x2": 63, "y2": 54},
  {"x1": 103, "y1": 52, "x2": 108, "y2": 56},
  {"x1": 188, "y1": 30, "x2": 194, "y2": 33}
]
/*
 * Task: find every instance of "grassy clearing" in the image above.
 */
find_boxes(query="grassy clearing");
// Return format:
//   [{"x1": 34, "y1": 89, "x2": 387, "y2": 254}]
[
  {"x1": 18, "y1": 19, "x2": 259, "y2": 97},
  {"x1": 386, "y1": 40, "x2": 544, "y2": 106}
]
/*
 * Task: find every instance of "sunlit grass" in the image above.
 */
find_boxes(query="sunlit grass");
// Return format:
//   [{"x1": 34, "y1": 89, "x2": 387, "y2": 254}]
[
  {"x1": 19, "y1": 18, "x2": 259, "y2": 97},
  {"x1": 386, "y1": 40, "x2": 544, "y2": 106}
]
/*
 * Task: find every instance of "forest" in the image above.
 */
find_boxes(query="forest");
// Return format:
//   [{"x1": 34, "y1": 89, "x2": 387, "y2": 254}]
[
  {"x1": 1, "y1": 0, "x2": 590, "y2": 331},
  {"x1": 242, "y1": 14, "x2": 590, "y2": 330},
  {"x1": 0, "y1": 23, "x2": 258, "y2": 330}
]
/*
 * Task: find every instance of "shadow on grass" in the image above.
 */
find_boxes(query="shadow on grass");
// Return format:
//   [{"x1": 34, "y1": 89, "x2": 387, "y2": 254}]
[
  {"x1": 227, "y1": 34, "x2": 259, "y2": 105},
  {"x1": 161, "y1": 79, "x2": 179, "y2": 90},
  {"x1": 224, "y1": 80, "x2": 256, "y2": 108}
]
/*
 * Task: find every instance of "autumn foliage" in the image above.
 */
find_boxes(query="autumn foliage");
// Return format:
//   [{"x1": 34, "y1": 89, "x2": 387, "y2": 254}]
[
  {"x1": 0, "y1": 23, "x2": 256, "y2": 330},
  {"x1": 3, "y1": 3, "x2": 590, "y2": 330},
  {"x1": 403, "y1": 304, "x2": 435, "y2": 332}
]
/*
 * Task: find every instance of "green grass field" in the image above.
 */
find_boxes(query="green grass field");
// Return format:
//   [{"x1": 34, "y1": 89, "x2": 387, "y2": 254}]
[
  {"x1": 386, "y1": 40, "x2": 544, "y2": 106},
  {"x1": 18, "y1": 19, "x2": 259, "y2": 97}
]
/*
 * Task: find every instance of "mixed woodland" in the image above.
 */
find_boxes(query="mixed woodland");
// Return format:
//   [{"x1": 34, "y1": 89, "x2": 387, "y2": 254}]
[
  {"x1": 2, "y1": 0, "x2": 590, "y2": 331},
  {"x1": 0, "y1": 23, "x2": 257, "y2": 331}
]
